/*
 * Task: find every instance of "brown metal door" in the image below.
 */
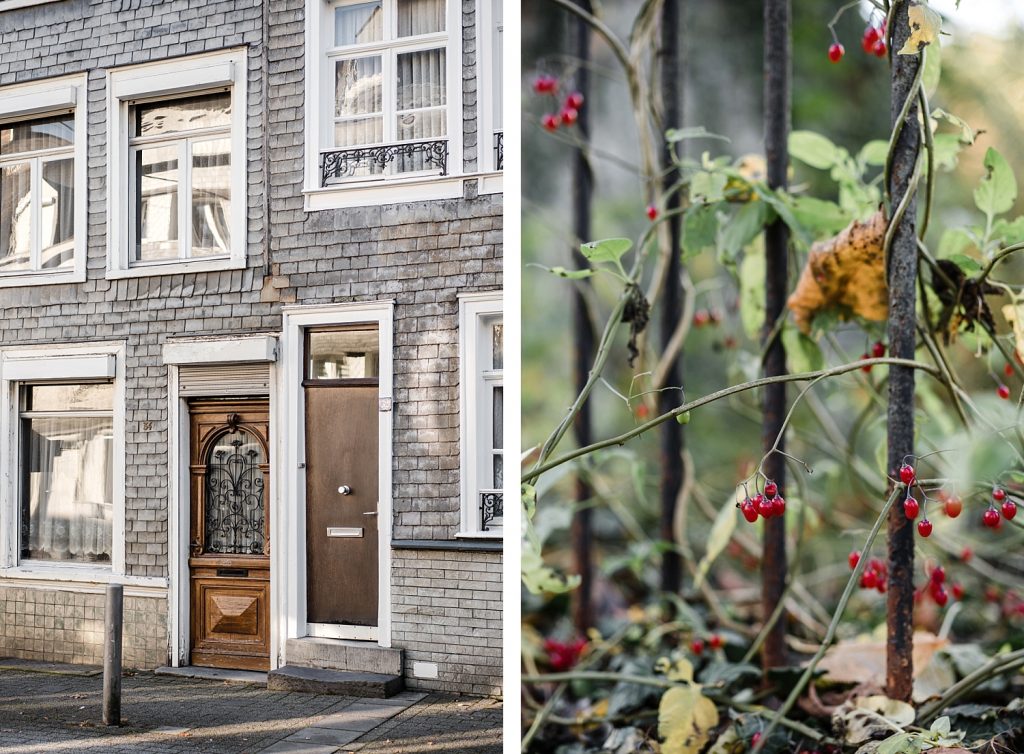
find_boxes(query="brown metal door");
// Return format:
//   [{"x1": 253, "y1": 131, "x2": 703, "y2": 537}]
[
  {"x1": 305, "y1": 385, "x2": 379, "y2": 626},
  {"x1": 188, "y1": 400, "x2": 271, "y2": 671}
]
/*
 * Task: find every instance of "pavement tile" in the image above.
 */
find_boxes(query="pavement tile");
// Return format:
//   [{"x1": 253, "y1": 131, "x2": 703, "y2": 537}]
[
  {"x1": 285, "y1": 727, "x2": 362, "y2": 746},
  {"x1": 257, "y1": 742, "x2": 339, "y2": 754},
  {"x1": 315, "y1": 704, "x2": 402, "y2": 732}
]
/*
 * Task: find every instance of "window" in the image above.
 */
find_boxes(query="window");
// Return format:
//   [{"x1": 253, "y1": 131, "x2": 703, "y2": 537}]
[
  {"x1": 106, "y1": 50, "x2": 247, "y2": 278},
  {"x1": 0, "y1": 75, "x2": 86, "y2": 288},
  {"x1": 458, "y1": 293, "x2": 503, "y2": 537},
  {"x1": 479, "y1": 0, "x2": 502, "y2": 174},
  {"x1": 320, "y1": 0, "x2": 451, "y2": 184},
  {"x1": 19, "y1": 383, "x2": 114, "y2": 564}
]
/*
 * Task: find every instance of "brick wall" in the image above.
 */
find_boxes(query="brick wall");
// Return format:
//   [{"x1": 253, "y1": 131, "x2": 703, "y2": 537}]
[
  {"x1": 0, "y1": 586, "x2": 166, "y2": 669},
  {"x1": 391, "y1": 550, "x2": 502, "y2": 696}
]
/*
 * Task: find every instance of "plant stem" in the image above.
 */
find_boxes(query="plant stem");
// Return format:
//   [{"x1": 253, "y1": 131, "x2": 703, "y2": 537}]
[{"x1": 918, "y1": 647, "x2": 1024, "y2": 724}]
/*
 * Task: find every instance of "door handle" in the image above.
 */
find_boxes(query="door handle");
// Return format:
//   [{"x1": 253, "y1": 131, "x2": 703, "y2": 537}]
[{"x1": 338, "y1": 485, "x2": 353, "y2": 495}]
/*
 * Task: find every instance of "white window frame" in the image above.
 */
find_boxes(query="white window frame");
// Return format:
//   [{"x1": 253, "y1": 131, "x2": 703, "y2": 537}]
[
  {"x1": 477, "y1": 0, "x2": 502, "y2": 194},
  {"x1": 0, "y1": 342, "x2": 128, "y2": 584},
  {"x1": 303, "y1": 0, "x2": 465, "y2": 209},
  {"x1": 106, "y1": 49, "x2": 248, "y2": 279},
  {"x1": 0, "y1": 0, "x2": 62, "y2": 11},
  {"x1": 0, "y1": 74, "x2": 87, "y2": 289},
  {"x1": 458, "y1": 291, "x2": 503, "y2": 538}
]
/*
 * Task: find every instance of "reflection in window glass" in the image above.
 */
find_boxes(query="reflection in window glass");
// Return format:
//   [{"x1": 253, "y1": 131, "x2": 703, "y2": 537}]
[
  {"x1": 396, "y1": 0, "x2": 445, "y2": 36},
  {"x1": 0, "y1": 115, "x2": 74, "y2": 156},
  {"x1": 133, "y1": 144, "x2": 179, "y2": 262},
  {"x1": 191, "y1": 138, "x2": 231, "y2": 256},
  {"x1": 491, "y1": 323, "x2": 503, "y2": 370},
  {"x1": 28, "y1": 383, "x2": 114, "y2": 412},
  {"x1": 40, "y1": 159, "x2": 75, "y2": 269},
  {"x1": 335, "y1": 56, "x2": 383, "y2": 120},
  {"x1": 335, "y1": 1, "x2": 383, "y2": 45},
  {"x1": 0, "y1": 163, "x2": 31, "y2": 271},
  {"x1": 308, "y1": 329, "x2": 380, "y2": 379},
  {"x1": 132, "y1": 92, "x2": 232, "y2": 138}
]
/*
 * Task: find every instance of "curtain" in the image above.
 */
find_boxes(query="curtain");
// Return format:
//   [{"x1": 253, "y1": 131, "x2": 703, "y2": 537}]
[
  {"x1": 397, "y1": 0, "x2": 444, "y2": 36},
  {"x1": 23, "y1": 417, "x2": 113, "y2": 563}
]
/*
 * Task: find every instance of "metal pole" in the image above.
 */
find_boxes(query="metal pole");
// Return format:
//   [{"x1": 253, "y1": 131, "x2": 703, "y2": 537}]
[{"x1": 102, "y1": 583, "x2": 123, "y2": 726}]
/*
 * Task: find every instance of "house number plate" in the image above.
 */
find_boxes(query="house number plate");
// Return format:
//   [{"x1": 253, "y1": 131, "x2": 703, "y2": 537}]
[{"x1": 327, "y1": 527, "x2": 363, "y2": 538}]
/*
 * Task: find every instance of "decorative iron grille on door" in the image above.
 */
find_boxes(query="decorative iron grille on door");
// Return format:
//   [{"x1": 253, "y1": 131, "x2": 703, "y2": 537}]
[{"x1": 204, "y1": 427, "x2": 266, "y2": 555}]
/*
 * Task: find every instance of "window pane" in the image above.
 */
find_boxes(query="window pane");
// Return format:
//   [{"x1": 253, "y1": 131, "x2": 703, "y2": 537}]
[
  {"x1": 132, "y1": 92, "x2": 232, "y2": 138},
  {"x1": 21, "y1": 415, "x2": 113, "y2": 564},
  {"x1": 492, "y1": 453, "x2": 503, "y2": 488},
  {"x1": 334, "y1": 117, "x2": 385, "y2": 150},
  {"x1": 491, "y1": 323, "x2": 503, "y2": 369},
  {"x1": 492, "y1": 385, "x2": 503, "y2": 449},
  {"x1": 308, "y1": 329, "x2": 380, "y2": 379},
  {"x1": 334, "y1": 1, "x2": 382, "y2": 45},
  {"x1": 494, "y1": 0, "x2": 503, "y2": 128},
  {"x1": 28, "y1": 383, "x2": 113, "y2": 412},
  {"x1": 397, "y1": 0, "x2": 445, "y2": 36},
  {"x1": 0, "y1": 114, "x2": 74, "y2": 156},
  {"x1": 205, "y1": 430, "x2": 266, "y2": 555},
  {"x1": 395, "y1": 108, "x2": 446, "y2": 143},
  {"x1": 191, "y1": 138, "x2": 231, "y2": 257},
  {"x1": 0, "y1": 162, "x2": 31, "y2": 272},
  {"x1": 396, "y1": 48, "x2": 446, "y2": 110},
  {"x1": 134, "y1": 144, "x2": 179, "y2": 262},
  {"x1": 335, "y1": 56, "x2": 383, "y2": 119},
  {"x1": 40, "y1": 158, "x2": 75, "y2": 270}
]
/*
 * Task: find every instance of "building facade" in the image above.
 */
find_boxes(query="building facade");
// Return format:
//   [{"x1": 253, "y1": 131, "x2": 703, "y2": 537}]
[{"x1": 0, "y1": 0, "x2": 503, "y2": 697}]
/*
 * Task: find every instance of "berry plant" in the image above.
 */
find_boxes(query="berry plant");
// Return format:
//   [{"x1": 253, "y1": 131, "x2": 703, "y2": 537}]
[{"x1": 523, "y1": 0, "x2": 1024, "y2": 752}]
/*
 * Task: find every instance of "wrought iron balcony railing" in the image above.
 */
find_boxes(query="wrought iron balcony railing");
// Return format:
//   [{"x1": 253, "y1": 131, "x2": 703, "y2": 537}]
[
  {"x1": 494, "y1": 131, "x2": 503, "y2": 171},
  {"x1": 320, "y1": 139, "x2": 449, "y2": 185},
  {"x1": 480, "y1": 489, "x2": 503, "y2": 532}
]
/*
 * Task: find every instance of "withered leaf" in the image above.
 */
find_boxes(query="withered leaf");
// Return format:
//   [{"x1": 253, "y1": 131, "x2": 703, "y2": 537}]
[{"x1": 787, "y1": 210, "x2": 889, "y2": 334}]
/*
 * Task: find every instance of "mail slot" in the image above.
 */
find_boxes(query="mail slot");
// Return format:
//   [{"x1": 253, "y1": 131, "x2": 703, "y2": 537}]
[
  {"x1": 327, "y1": 527, "x2": 363, "y2": 538},
  {"x1": 216, "y1": 568, "x2": 248, "y2": 578}
]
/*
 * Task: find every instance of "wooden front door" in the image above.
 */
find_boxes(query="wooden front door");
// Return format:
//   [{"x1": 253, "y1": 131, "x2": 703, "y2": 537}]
[
  {"x1": 304, "y1": 326, "x2": 380, "y2": 637},
  {"x1": 189, "y1": 399, "x2": 271, "y2": 671}
]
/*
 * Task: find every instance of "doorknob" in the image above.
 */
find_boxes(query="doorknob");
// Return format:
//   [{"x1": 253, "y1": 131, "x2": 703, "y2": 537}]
[{"x1": 338, "y1": 485, "x2": 353, "y2": 495}]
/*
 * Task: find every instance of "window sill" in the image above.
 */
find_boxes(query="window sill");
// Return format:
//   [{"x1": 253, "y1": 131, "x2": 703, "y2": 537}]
[
  {"x1": 478, "y1": 171, "x2": 503, "y2": 195},
  {"x1": 107, "y1": 255, "x2": 246, "y2": 280},
  {"x1": 304, "y1": 173, "x2": 466, "y2": 210},
  {"x1": 0, "y1": 564, "x2": 167, "y2": 595},
  {"x1": 0, "y1": 269, "x2": 85, "y2": 289},
  {"x1": 455, "y1": 530, "x2": 504, "y2": 540}
]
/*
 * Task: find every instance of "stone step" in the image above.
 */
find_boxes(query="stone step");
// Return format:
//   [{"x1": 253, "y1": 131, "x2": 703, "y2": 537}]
[
  {"x1": 267, "y1": 665, "x2": 404, "y2": 698},
  {"x1": 284, "y1": 637, "x2": 403, "y2": 675}
]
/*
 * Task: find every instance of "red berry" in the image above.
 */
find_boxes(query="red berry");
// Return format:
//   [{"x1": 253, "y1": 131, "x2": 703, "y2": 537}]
[
  {"x1": 930, "y1": 565, "x2": 945, "y2": 583},
  {"x1": 765, "y1": 481, "x2": 778, "y2": 498},
  {"x1": 565, "y1": 91, "x2": 584, "y2": 110},
  {"x1": 862, "y1": 26, "x2": 880, "y2": 53},
  {"x1": 944, "y1": 496, "x2": 962, "y2": 518},
  {"x1": 690, "y1": 638, "x2": 705, "y2": 655},
  {"x1": 1005, "y1": 363, "x2": 1015, "y2": 377},
  {"x1": 933, "y1": 587, "x2": 949, "y2": 607},
  {"x1": 986, "y1": 585, "x2": 1001, "y2": 603},
  {"x1": 984, "y1": 508, "x2": 1001, "y2": 528},
  {"x1": 899, "y1": 463, "x2": 915, "y2": 485},
  {"x1": 861, "y1": 353, "x2": 872, "y2": 372},
  {"x1": 694, "y1": 309, "x2": 710, "y2": 327},
  {"x1": 828, "y1": 42, "x2": 845, "y2": 63},
  {"x1": 862, "y1": 570, "x2": 878, "y2": 589},
  {"x1": 757, "y1": 495, "x2": 774, "y2": 518},
  {"x1": 560, "y1": 107, "x2": 579, "y2": 126},
  {"x1": 772, "y1": 496, "x2": 786, "y2": 517},
  {"x1": 952, "y1": 583, "x2": 965, "y2": 600},
  {"x1": 876, "y1": 579, "x2": 887, "y2": 594},
  {"x1": 917, "y1": 518, "x2": 932, "y2": 537},
  {"x1": 872, "y1": 38, "x2": 887, "y2": 57},
  {"x1": 1003, "y1": 500, "x2": 1017, "y2": 520},
  {"x1": 646, "y1": 204, "x2": 658, "y2": 221},
  {"x1": 903, "y1": 495, "x2": 920, "y2": 520},
  {"x1": 752, "y1": 732, "x2": 762, "y2": 747},
  {"x1": 994, "y1": 487, "x2": 1007, "y2": 502},
  {"x1": 998, "y1": 384, "x2": 1011, "y2": 399},
  {"x1": 741, "y1": 500, "x2": 759, "y2": 523},
  {"x1": 871, "y1": 341, "x2": 885, "y2": 358},
  {"x1": 960, "y1": 546, "x2": 973, "y2": 562},
  {"x1": 533, "y1": 75, "x2": 558, "y2": 94},
  {"x1": 709, "y1": 633, "x2": 723, "y2": 650},
  {"x1": 869, "y1": 557, "x2": 886, "y2": 575},
  {"x1": 848, "y1": 550, "x2": 861, "y2": 570},
  {"x1": 541, "y1": 113, "x2": 559, "y2": 131}
]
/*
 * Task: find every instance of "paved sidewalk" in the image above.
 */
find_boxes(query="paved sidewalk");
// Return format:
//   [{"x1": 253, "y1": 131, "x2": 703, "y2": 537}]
[{"x1": 0, "y1": 667, "x2": 502, "y2": 754}]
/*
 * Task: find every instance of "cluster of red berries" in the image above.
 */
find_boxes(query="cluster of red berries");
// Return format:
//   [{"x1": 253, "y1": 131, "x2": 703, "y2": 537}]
[
  {"x1": 922, "y1": 564, "x2": 952, "y2": 607},
  {"x1": 860, "y1": 340, "x2": 885, "y2": 372},
  {"x1": 693, "y1": 308, "x2": 723, "y2": 328},
  {"x1": 897, "y1": 464, "x2": 936, "y2": 537},
  {"x1": 828, "y1": 21, "x2": 886, "y2": 63},
  {"x1": 849, "y1": 550, "x2": 888, "y2": 593},
  {"x1": 984, "y1": 487, "x2": 1016, "y2": 528},
  {"x1": 542, "y1": 636, "x2": 587, "y2": 672},
  {"x1": 689, "y1": 633, "x2": 723, "y2": 656},
  {"x1": 534, "y1": 75, "x2": 584, "y2": 132},
  {"x1": 739, "y1": 480, "x2": 786, "y2": 523}
]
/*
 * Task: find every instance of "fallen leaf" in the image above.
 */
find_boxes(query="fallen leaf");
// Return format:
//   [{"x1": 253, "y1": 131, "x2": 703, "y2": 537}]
[
  {"x1": 658, "y1": 685, "x2": 720, "y2": 754},
  {"x1": 899, "y1": 3, "x2": 942, "y2": 55},
  {"x1": 1003, "y1": 301, "x2": 1024, "y2": 362},
  {"x1": 834, "y1": 695, "x2": 915, "y2": 746},
  {"x1": 818, "y1": 631, "x2": 948, "y2": 686},
  {"x1": 786, "y1": 209, "x2": 888, "y2": 334}
]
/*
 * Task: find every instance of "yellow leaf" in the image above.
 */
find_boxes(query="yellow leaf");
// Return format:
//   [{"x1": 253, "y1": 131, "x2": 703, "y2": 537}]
[
  {"x1": 899, "y1": 4, "x2": 942, "y2": 55},
  {"x1": 1002, "y1": 302, "x2": 1024, "y2": 362},
  {"x1": 655, "y1": 657, "x2": 695, "y2": 683},
  {"x1": 658, "y1": 685, "x2": 720, "y2": 754}
]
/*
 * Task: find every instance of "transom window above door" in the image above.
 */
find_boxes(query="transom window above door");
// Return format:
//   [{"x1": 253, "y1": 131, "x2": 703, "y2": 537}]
[{"x1": 320, "y1": 0, "x2": 451, "y2": 184}]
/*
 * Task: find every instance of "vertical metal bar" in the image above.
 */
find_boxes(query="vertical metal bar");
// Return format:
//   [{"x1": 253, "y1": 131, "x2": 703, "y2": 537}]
[
  {"x1": 886, "y1": 0, "x2": 920, "y2": 703},
  {"x1": 102, "y1": 583, "x2": 124, "y2": 726},
  {"x1": 570, "y1": 0, "x2": 595, "y2": 634},
  {"x1": 658, "y1": 0, "x2": 685, "y2": 596},
  {"x1": 761, "y1": 0, "x2": 791, "y2": 672}
]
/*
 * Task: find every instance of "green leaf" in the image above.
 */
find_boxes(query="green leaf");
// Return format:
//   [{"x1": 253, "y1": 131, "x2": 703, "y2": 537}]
[
  {"x1": 549, "y1": 266, "x2": 594, "y2": 279},
  {"x1": 937, "y1": 227, "x2": 974, "y2": 258},
  {"x1": 756, "y1": 188, "x2": 811, "y2": 247},
  {"x1": 932, "y1": 133, "x2": 965, "y2": 171},
  {"x1": 993, "y1": 216, "x2": 1024, "y2": 245},
  {"x1": 858, "y1": 139, "x2": 890, "y2": 167},
  {"x1": 782, "y1": 327, "x2": 824, "y2": 374},
  {"x1": 789, "y1": 130, "x2": 842, "y2": 170},
  {"x1": 581, "y1": 237, "x2": 632, "y2": 263},
  {"x1": 932, "y1": 108, "x2": 976, "y2": 145},
  {"x1": 693, "y1": 491, "x2": 738, "y2": 590},
  {"x1": 791, "y1": 196, "x2": 851, "y2": 236},
  {"x1": 719, "y1": 200, "x2": 769, "y2": 262},
  {"x1": 739, "y1": 248, "x2": 765, "y2": 340},
  {"x1": 681, "y1": 204, "x2": 719, "y2": 259},
  {"x1": 922, "y1": 42, "x2": 941, "y2": 98},
  {"x1": 947, "y1": 253, "x2": 982, "y2": 274},
  {"x1": 665, "y1": 126, "x2": 729, "y2": 143},
  {"x1": 876, "y1": 732, "x2": 924, "y2": 754},
  {"x1": 973, "y1": 147, "x2": 1017, "y2": 219},
  {"x1": 690, "y1": 171, "x2": 728, "y2": 204}
]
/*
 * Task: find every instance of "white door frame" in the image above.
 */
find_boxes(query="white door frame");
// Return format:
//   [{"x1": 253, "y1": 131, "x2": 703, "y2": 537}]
[{"x1": 280, "y1": 302, "x2": 395, "y2": 651}]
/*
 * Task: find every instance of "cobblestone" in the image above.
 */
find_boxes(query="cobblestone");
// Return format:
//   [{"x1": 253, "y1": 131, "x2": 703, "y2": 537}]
[{"x1": 0, "y1": 669, "x2": 502, "y2": 753}]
